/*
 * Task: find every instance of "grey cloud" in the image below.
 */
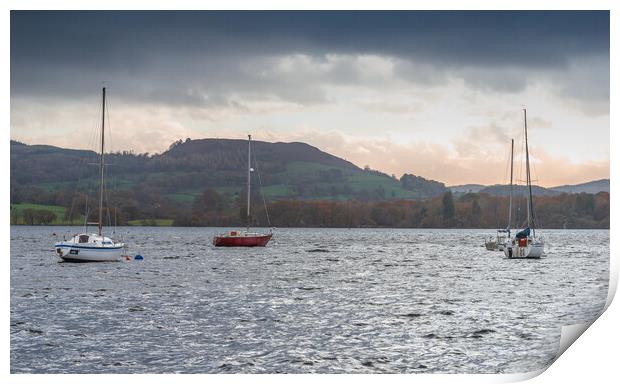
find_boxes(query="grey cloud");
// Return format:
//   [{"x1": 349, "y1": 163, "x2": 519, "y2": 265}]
[
  {"x1": 11, "y1": 11, "x2": 609, "y2": 110},
  {"x1": 12, "y1": 11, "x2": 608, "y2": 69},
  {"x1": 549, "y1": 56, "x2": 610, "y2": 116},
  {"x1": 456, "y1": 67, "x2": 529, "y2": 94}
]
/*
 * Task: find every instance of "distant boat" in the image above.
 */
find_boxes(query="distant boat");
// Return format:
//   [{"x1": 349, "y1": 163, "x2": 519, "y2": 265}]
[
  {"x1": 485, "y1": 139, "x2": 514, "y2": 252},
  {"x1": 485, "y1": 230, "x2": 508, "y2": 251},
  {"x1": 54, "y1": 87, "x2": 125, "y2": 262},
  {"x1": 503, "y1": 108, "x2": 545, "y2": 259},
  {"x1": 213, "y1": 135, "x2": 273, "y2": 247}
]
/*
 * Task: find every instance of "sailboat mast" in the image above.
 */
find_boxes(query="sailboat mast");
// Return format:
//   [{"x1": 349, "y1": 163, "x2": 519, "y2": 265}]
[
  {"x1": 98, "y1": 87, "x2": 106, "y2": 236},
  {"x1": 247, "y1": 134, "x2": 251, "y2": 231},
  {"x1": 524, "y1": 107, "x2": 535, "y2": 236},
  {"x1": 508, "y1": 138, "x2": 514, "y2": 235}
]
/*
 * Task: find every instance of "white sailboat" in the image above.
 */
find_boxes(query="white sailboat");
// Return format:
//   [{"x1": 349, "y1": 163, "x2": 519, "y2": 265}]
[
  {"x1": 503, "y1": 108, "x2": 545, "y2": 259},
  {"x1": 54, "y1": 87, "x2": 125, "y2": 262},
  {"x1": 485, "y1": 231, "x2": 508, "y2": 251},
  {"x1": 485, "y1": 139, "x2": 514, "y2": 251}
]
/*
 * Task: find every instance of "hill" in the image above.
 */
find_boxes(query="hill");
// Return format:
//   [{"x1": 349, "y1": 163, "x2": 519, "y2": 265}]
[
  {"x1": 550, "y1": 179, "x2": 610, "y2": 194},
  {"x1": 451, "y1": 179, "x2": 610, "y2": 197},
  {"x1": 478, "y1": 184, "x2": 561, "y2": 197},
  {"x1": 10, "y1": 139, "x2": 448, "y2": 208},
  {"x1": 449, "y1": 184, "x2": 485, "y2": 193}
]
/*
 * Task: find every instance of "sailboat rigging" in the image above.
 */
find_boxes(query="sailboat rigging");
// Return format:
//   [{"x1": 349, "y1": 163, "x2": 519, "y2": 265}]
[
  {"x1": 212, "y1": 135, "x2": 273, "y2": 247},
  {"x1": 503, "y1": 108, "x2": 545, "y2": 259},
  {"x1": 54, "y1": 87, "x2": 126, "y2": 262}
]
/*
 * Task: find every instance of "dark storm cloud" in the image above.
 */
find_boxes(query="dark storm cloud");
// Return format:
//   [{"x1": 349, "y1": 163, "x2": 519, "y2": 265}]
[{"x1": 10, "y1": 10, "x2": 610, "y2": 104}]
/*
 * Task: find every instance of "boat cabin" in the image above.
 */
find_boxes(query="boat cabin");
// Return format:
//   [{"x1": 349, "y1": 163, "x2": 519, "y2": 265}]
[{"x1": 67, "y1": 233, "x2": 115, "y2": 246}]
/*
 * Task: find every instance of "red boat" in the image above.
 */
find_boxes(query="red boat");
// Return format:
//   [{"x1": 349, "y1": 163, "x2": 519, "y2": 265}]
[
  {"x1": 213, "y1": 231, "x2": 272, "y2": 247},
  {"x1": 212, "y1": 135, "x2": 274, "y2": 247}
]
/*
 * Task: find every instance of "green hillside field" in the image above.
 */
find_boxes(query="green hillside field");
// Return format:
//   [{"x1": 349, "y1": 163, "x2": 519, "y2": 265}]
[{"x1": 10, "y1": 203, "x2": 82, "y2": 225}]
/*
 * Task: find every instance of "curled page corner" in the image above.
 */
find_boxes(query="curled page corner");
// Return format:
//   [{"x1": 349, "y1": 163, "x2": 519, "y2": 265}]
[
  {"x1": 500, "y1": 320, "x2": 602, "y2": 383},
  {"x1": 538, "y1": 255, "x2": 618, "y2": 378},
  {"x1": 502, "y1": 256, "x2": 617, "y2": 382},
  {"x1": 548, "y1": 262, "x2": 617, "y2": 369},
  {"x1": 557, "y1": 321, "x2": 594, "y2": 357},
  {"x1": 494, "y1": 367, "x2": 548, "y2": 383}
]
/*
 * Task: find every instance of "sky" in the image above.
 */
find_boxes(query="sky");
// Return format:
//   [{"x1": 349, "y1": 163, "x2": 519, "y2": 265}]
[{"x1": 10, "y1": 11, "x2": 610, "y2": 187}]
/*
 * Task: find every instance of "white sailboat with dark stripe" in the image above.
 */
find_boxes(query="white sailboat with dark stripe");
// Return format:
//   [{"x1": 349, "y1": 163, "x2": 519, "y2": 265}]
[{"x1": 55, "y1": 87, "x2": 125, "y2": 262}]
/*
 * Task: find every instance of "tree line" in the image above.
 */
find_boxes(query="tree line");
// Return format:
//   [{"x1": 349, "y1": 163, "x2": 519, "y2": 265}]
[
  {"x1": 10, "y1": 185, "x2": 610, "y2": 229},
  {"x1": 11, "y1": 208, "x2": 57, "y2": 225},
  {"x1": 173, "y1": 189, "x2": 609, "y2": 229}
]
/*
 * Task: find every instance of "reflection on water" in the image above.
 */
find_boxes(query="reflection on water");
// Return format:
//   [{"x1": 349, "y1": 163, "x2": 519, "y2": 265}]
[{"x1": 10, "y1": 226, "x2": 609, "y2": 373}]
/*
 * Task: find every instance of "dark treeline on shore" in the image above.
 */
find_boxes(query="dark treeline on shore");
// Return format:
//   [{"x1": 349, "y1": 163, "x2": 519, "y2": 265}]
[
  {"x1": 10, "y1": 186, "x2": 609, "y2": 229},
  {"x1": 176, "y1": 190, "x2": 609, "y2": 229}
]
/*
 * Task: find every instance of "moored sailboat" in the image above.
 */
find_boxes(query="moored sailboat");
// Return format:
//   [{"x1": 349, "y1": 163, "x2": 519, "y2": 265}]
[
  {"x1": 485, "y1": 230, "x2": 508, "y2": 252},
  {"x1": 503, "y1": 108, "x2": 545, "y2": 259},
  {"x1": 485, "y1": 139, "x2": 514, "y2": 251},
  {"x1": 54, "y1": 87, "x2": 125, "y2": 262},
  {"x1": 213, "y1": 135, "x2": 273, "y2": 247}
]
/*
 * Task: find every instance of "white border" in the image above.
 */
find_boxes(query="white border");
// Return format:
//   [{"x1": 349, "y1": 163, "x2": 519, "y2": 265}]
[{"x1": 3, "y1": 2, "x2": 617, "y2": 383}]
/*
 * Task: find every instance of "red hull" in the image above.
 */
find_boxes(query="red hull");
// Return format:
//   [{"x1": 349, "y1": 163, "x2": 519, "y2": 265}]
[{"x1": 213, "y1": 233, "x2": 272, "y2": 247}]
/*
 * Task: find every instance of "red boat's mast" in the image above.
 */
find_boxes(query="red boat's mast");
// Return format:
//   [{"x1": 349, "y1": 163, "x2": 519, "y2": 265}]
[{"x1": 247, "y1": 134, "x2": 251, "y2": 232}]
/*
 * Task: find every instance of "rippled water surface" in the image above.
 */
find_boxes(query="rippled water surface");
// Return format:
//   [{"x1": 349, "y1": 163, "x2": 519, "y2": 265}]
[{"x1": 10, "y1": 226, "x2": 609, "y2": 373}]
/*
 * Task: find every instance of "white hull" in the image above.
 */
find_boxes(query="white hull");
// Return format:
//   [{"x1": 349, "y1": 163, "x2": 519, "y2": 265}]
[
  {"x1": 503, "y1": 240, "x2": 544, "y2": 259},
  {"x1": 485, "y1": 242, "x2": 498, "y2": 251},
  {"x1": 485, "y1": 230, "x2": 508, "y2": 252},
  {"x1": 55, "y1": 244, "x2": 124, "y2": 262},
  {"x1": 485, "y1": 240, "x2": 506, "y2": 252},
  {"x1": 55, "y1": 234, "x2": 124, "y2": 262}
]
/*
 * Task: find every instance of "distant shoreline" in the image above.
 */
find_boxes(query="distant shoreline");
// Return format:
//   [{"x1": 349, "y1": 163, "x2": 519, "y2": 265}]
[
  {"x1": 9, "y1": 224, "x2": 610, "y2": 230},
  {"x1": 11, "y1": 190, "x2": 610, "y2": 230}
]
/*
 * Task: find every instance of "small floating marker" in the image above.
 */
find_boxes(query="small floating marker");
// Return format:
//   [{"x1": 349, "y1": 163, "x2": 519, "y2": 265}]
[
  {"x1": 123, "y1": 255, "x2": 132, "y2": 261},
  {"x1": 134, "y1": 255, "x2": 144, "y2": 261}
]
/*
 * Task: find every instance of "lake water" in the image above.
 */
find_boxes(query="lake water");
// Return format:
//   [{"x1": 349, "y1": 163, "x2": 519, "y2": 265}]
[{"x1": 10, "y1": 226, "x2": 609, "y2": 373}]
